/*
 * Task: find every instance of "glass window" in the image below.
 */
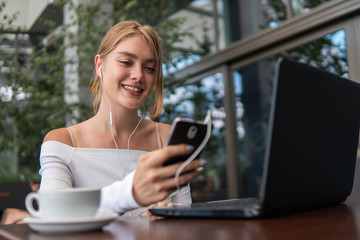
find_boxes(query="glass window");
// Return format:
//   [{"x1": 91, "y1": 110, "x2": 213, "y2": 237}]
[
  {"x1": 291, "y1": 0, "x2": 334, "y2": 17},
  {"x1": 279, "y1": 29, "x2": 348, "y2": 78},
  {"x1": 233, "y1": 29, "x2": 348, "y2": 197},
  {"x1": 165, "y1": 0, "x2": 225, "y2": 71},
  {"x1": 260, "y1": 0, "x2": 335, "y2": 29},
  {"x1": 261, "y1": 1, "x2": 287, "y2": 29},
  {"x1": 161, "y1": 73, "x2": 228, "y2": 202},
  {"x1": 166, "y1": 0, "x2": 339, "y2": 70},
  {"x1": 234, "y1": 59, "x2": 276, "y2": 197}
]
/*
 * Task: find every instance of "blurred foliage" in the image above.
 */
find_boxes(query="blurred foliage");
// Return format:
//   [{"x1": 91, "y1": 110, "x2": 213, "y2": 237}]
[
  {"x1": 0, "y1": 1, "x2": 76, "y2": 181},
  {"x1": 279, "y1": 34, "x2": 348, "y2": 77}
]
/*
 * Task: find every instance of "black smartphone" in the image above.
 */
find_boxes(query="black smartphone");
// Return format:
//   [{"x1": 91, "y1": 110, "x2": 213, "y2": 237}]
[{"x1": 163, "y1": 117, "x2": 210, "y2": 166}]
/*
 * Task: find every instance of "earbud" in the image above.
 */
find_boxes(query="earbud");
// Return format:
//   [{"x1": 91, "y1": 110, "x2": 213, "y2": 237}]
[{"x1": 99, "y1": 65, "x2": 103, "y2": 82}]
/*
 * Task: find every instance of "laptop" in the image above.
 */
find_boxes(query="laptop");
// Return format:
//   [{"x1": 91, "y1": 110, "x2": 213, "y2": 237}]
[{"x1": 150, "y1": 58, "x2": 360, "y2": 218}]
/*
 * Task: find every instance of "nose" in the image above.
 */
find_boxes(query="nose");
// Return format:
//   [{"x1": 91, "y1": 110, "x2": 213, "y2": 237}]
[{"x1": 130, "y1": 65, "x2": 143, "y2": 82}]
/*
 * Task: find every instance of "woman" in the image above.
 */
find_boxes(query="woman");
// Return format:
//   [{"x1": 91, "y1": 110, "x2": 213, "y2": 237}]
[{"x1": 38, "y1": 20, "x2": 204, "y2": 217}]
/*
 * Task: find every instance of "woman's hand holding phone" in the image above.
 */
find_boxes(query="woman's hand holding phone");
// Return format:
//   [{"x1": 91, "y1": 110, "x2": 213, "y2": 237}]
[
  {"x1": 133, "y1": 111, "x2": 212, "y2": 207},
  {"x1": 132, "y1": 144, "x2": 203, "y2": 206}
]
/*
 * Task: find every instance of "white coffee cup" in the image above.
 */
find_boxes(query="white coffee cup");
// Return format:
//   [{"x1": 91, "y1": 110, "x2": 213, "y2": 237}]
[{"x1": 25, "y1": 188, "x2": 101, "y2": 220}]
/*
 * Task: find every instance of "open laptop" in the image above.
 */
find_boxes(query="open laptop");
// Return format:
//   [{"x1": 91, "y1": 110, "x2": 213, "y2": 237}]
[{"x1": 150, "y1": 58, "x2": 360, "y2": 218}]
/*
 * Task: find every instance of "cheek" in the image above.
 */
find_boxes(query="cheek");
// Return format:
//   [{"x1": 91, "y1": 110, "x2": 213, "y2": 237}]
[
  {"x1": 146, "y1": 75, "x2": 156, "y2": 89},
  {"x1": 110, "y1": 66, "x2": 128, "y2": 79},
  {"x1": 116, "y1": 69, "x2": 129, "y2": 80}
]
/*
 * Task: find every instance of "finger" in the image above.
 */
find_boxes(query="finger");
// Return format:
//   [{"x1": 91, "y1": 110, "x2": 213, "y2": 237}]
[
  {"x1": 158, "y1": 169, "x2": 200, "y2": 193},
  {"x1": 148, "y1": 203, "x2": 158, "y2": 208},
  {"x1": 148, "y1": 201, "x2": 168, "y2": 208},
  {"x1": 141, "y1": 210, "x2": 151, "y2": 216},
  {"x1": 140, "y1": 144, "x2": 193, "y2": 167},
  {"x1": 175, "y1": 158, "x2": 207, "y2": 174},
  {"x1": 151, "y1": 159, "x2": 203, "y2": 181},
  {"x1": 158, "y1": 201, "x2": 171, "y2": 207}
]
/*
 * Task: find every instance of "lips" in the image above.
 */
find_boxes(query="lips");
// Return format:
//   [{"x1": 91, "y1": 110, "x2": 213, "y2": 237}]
[{"x1": 122, "y1": 84, "x2": 143, "y2": 93}]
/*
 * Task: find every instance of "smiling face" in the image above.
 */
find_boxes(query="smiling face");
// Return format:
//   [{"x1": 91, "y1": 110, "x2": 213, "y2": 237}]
[
  {"x1": 91, "y1": 21, "x2": 164, "y2": 118},
  {"x1": 96, "y1": 35, "x2": 156, "y2": 111}
]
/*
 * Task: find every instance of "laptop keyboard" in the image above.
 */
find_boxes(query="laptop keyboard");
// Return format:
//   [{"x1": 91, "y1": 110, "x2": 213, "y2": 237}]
[
  {"x1": 150, "y1": 197, "x2": 262, "y2": 217},
  {"x1": 190, "y1": 197, "x2": 261, "y2": 209}
]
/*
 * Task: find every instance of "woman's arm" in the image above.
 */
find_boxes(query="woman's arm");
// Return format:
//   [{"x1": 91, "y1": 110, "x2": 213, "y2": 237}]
[
  {"x1": 39, "y1": 141, "x2": 74, "y2": 190},
  {"x1": 39, "y1": 128, "x2": 74, "y2": 190},
  {"x1": 99, "y1": 171, "x2": 140, "y2": 214}
]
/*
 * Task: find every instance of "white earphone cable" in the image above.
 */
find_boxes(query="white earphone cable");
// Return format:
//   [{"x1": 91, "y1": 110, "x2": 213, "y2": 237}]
[
  {"x1": 99, "y1": 66, "x2": 212, "y2": 211},
  {"x1": 99, "y1": 66, "x2": 146, "y2": 217},
  {"x1": 168, "y1": 110, "x2": 212, "y2": 199},
  {"x1": 99, "y1": 65, "x2": 144, "y2": 177}
]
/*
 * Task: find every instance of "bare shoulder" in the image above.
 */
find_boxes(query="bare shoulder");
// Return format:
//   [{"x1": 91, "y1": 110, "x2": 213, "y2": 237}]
[
  {"x1": 157, "y1": 122, "x2": 171, "y2": 139},
  {"x1": 43, "y1": 128, "x2": 72, "y2": 146}
]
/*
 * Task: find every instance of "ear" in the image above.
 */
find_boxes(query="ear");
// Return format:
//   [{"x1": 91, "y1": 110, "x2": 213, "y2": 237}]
[{"x1": 95, "y1": 55, "x2": 102, "y2": 77}]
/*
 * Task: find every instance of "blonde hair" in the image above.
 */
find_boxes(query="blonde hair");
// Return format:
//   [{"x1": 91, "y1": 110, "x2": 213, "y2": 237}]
[{"x1": 90, "y1": 21, "x2": 164, "y2": 118}]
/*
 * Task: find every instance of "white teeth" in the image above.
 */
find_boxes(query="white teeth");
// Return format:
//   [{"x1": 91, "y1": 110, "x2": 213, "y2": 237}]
[{"x1": 123, "y1": 85, "x2": 141, "y2": 92}]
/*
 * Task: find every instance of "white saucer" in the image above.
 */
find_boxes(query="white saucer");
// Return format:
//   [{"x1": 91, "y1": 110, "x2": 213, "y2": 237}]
[{"x1": 23, "y1": 212, "x2": 118, "y2": 234}]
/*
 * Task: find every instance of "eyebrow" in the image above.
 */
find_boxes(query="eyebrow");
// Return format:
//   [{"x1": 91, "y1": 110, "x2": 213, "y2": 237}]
[{"x1": 116, "y1": 51, "x2": 156, "y2": 63}]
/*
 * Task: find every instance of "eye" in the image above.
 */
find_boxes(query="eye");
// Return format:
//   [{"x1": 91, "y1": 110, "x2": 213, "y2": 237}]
[
  {"x1": 119, "y1": 61, "x2": 132, "y2": 66},
  {"x1": 145, "y1": 66, "x2": 156, "y2": 74}
]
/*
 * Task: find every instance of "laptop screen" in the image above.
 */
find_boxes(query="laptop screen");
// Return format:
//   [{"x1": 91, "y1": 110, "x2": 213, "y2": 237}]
[{"x1": 259, "y1": 59, "x2": 360, "y2": 214}]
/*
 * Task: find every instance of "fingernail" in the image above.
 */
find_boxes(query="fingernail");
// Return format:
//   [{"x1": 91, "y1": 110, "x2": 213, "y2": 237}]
[
  {"x1": 186, "y1": 145, "x2": 194, "y2": 152},
  {"x1": 200, "y1": 160, "x2": 207, "y2": 167},
  {"x1": 197, "y1": 167, "x2": 204, "y2": 173}
]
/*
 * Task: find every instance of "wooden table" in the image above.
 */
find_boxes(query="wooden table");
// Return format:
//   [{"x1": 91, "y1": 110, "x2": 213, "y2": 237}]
[{"x1": 1, "y1": 202, "x2": 360, "y2": 240}]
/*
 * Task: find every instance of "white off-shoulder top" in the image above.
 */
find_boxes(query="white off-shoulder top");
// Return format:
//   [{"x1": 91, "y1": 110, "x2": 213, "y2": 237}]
[{"x1": 38, "y1": 140, "x2": 191, "y2": 217}]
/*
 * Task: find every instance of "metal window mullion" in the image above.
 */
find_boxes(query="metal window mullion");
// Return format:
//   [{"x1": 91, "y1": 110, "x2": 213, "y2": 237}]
[
  {"x1": 346, "y1": 15, "x2": 360, "y2": 83},
  {"x1": 221, "y1": 64, "x2": 242, "y2": 198},
  {"x1": 285, "y1": 0, "x2": 294, "y2": 19}
]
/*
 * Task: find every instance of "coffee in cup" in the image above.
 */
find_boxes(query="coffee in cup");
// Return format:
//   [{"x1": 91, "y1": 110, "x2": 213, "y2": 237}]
[{"x1": 25, "y1": 188, "x2": 101, "y2": 220}]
